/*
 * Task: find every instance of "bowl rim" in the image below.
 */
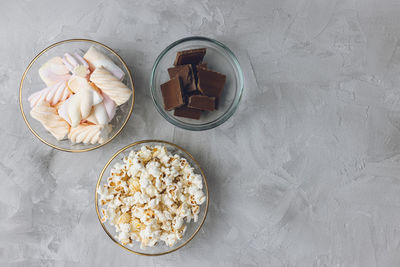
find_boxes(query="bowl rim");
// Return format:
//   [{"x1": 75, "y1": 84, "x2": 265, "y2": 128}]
[
  {"x1": 150, "y1": 36, "x2": 244, "y2": 131},
  {"x1": 95, "y1": 140, "x2": 209, "y2": 256},
  {"x1": 19, "y1": 38, "x2": 135, "y2": 152}
]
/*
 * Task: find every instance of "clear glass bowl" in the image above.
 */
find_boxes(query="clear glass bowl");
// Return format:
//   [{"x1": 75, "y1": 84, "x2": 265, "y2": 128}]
[
  {"x1": 150, "y1": 36, "x2": 244, "y2": 131},
  {"x1": 95, "y1": 140, "x2": 209, "y2": 256},
  {"x1": 19, "y1": 39, "x2": 135, "y2": 152}
]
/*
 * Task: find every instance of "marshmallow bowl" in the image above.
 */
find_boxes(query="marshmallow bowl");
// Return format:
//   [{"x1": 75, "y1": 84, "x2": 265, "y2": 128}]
[{"x1": 19, "y1": 39, "x2": 134, "y2": 152}]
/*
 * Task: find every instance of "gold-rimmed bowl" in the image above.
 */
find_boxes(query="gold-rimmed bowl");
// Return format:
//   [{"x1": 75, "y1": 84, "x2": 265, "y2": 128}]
[
  {"x1": 95, "y1": 140, "x2": 209, "y2": 256},
  {"x1": 19, "y1": 39, "x2": 135, "y2": 152}
]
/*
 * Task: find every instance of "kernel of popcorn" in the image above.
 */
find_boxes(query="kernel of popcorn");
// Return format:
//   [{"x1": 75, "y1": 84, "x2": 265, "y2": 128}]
[
  {"x1": 165, "y1": 233, "x2": 178, "y2": 247},
  {"x1": 146, "y1": 160, "x2": 161, "y2": 178},
  {"x1": 130, "y1": 232, "x2": 140, "y2": 242},
  {"x1": 163, "y1": 175, "x2": 173, "y2": 186},
  {"x1": 118, "y1": 213, "x2": 131, "y2": 224},
  {"x1": 171, "y1": 156, "x2": 180, "y2": 166},
  {"x1": 144, "y1": 209, "x2": 155, "y2": 218},
  {"x1": 161, "y1": 222, "x2": 172, "y2": 232},
  {"x1": 133, "y1": 191, "x2": 149, "y2": 204},
  {"x1": 188, "y1": 185, "x2": 199, "y2": 196},
  {"x1": 169, "y1": 204, "x2": 178, "y2": 214},
  {"x1": 167, "y1": 185, "x2": 177, "y2": 199},
  {"x1": 190, "y1": 174, "x2": 203, "y2": 189},
  {"x1": 148, "y1": 198, "x2": 160, "y2": 209},
  {"x1": 127, "y1": 158, "x2": 144, "y2": 177},
  {"x1": 119, "y1": 223, "x2": 131, "y2": 233},
  {"x1": 178, "y1": 203, "x2": 191, "y2": 217},
  {"x1": 162, "y1": 194, "x2": 174, "y2": 207},
  {"x1": 132, "y1": 206, "x2": 145, "y2": 219},
  {"x1": 186, "y1": 214, "x2": 193, "y2": 223},
  {"x1": 193, "y1": 190, "x2": 206, "y2": 205},
  {"x1": 172, "y1": 217, "x2": 184, "y2": 230},
  {"x1": 138, "y1": 146, "x2": 152, "y2": 162},
  {"x1": 118, "y1": 230, "x2": 130, "y2": 245},
  {"x1": 170, "y1": 167, "x2": 179, "y2": 178},
  {"x1": 121, "y1": 205, "x2": 130, "y2": 213},
  {"x1": 176, "y1": 225, "x2": 187, "y2": 239},
  {"x1": 163, "y1": 210, "x2": 172, "y2": 220},
  {"x1": 145, "y1": 185, "x2": 158, "y2": 198},
  {"x1": 127, "y1": 177, "x2": 140, "y2": 191},
  {"x1": 178, "y1": 194, "x2": 188, "y2": 203},
  {"x1": 154, "y1": 177, "x2": 162, "y2": 190}
]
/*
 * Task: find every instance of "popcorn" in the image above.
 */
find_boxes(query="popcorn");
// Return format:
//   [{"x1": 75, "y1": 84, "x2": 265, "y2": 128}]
[
  {"x1": 146, "y1": 161, "x2": 162, "y2": 178},
  {"x1": 98, "y1": 145, "x2": 206, "y2": 248}
]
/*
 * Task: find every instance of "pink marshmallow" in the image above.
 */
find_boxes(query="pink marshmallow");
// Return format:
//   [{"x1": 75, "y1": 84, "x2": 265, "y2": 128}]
[{"x1": 102, "y1": 92, "x2": 116, "y2": 121}]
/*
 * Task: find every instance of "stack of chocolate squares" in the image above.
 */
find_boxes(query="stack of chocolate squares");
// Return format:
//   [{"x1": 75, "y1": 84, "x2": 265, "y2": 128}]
[{"x1": 160, "y1": 48, "x2": 226, "y2": 120}]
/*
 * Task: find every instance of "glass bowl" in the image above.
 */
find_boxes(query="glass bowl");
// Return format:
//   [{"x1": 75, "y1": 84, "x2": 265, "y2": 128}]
[
  {"x1": 150, "y1": 36, "x2": 244, "y2": 131},
  {"x1": 95, "y1": 140, "x2": 209, "y2": 256},
  {"x1": 19, "y1": 39, "x2": 135, "y2": 152}
]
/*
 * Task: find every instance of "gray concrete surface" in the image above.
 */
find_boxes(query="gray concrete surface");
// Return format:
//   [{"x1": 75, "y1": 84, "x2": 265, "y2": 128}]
[{"x1": 2, "y1": 0, "x2": 400, "y2": 266}]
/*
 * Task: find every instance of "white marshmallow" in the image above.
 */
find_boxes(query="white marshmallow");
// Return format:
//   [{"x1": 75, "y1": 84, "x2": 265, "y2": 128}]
[{"x1": 84, "y1": 46, "x2": 125, "y2": 81}]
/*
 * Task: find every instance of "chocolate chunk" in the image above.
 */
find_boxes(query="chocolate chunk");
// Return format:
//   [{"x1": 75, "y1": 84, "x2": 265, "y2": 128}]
[
  {"x1": 174, "y1": 48, "x2": 206, "y2": 66},
  {"x1": 167, "y1": 65, "x2": 196, "y2": 93},
  {"x1": 160, "y1": 77, "x2": 184, "y2": 111},
  {"x1": 182, "y1": 90, "x2": 201, "y2": 104},
  {"x1": 174, "y1": 106, "x2": 202, "y2": 120},
  {"x1": 197, "y1": 68, "x2": 226, "y2": 98},
  {"x1": 188, "y1": 95, "x2": 215, "y2": 111},
  {"x1": 168, "y1": 63, "x2": 206, "y2": 79},
  {"x1": 192, "y1": 63, "x2": 207, "y2": 85},
  {"x1": 168, "y1": 65, "x2": 186, "y2": 78}
]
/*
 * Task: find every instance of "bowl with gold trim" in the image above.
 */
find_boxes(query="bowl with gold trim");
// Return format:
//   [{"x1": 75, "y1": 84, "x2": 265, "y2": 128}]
[
  {"x1": 95, "y1": 140, "x2": 209, "y2": 256},
  {"x1": 19, "y1": 39, "x2": 134, "y2": 152}
]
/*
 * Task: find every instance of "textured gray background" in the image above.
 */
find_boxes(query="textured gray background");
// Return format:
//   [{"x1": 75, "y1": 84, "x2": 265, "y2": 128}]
[{"x1": 2, "y1": 0, "x2": 400, "y2": 266}]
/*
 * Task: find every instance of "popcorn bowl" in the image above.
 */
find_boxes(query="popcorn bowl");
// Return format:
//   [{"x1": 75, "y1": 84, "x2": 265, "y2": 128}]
[
  {"x1": 19, "y1": 39, "x2": 134, "y2": 152},
  {"x1": 95, "y1": 140, "x2": 209, "y2": 256},
  {"x1": 150, "y1": 36, "x2": 244, "y2": 131}
]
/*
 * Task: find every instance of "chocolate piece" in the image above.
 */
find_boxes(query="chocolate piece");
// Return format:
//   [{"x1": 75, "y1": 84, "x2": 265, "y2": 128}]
[
  {"x1": 174, "y1": 48, "x2": 206, "y2": 66},
  {"x1": 160, "y1": 77, "x2": 184, "y2": 111},
  {"x1": 168, "y1": 65, "x2": 185, "y2": 78},
  {"x1": 174, "y1": 106, "x2": 202, "y2": 120},
  {"x1": 197, "y1": 68, "x2": 226, "y2": 98},
  {"x1": 188, "y1": 95, "x2": 215, "y2": 111},
  {"x1": 182, "y1": 90, "x2": 201, "y2": 104},
  {"x1": 167, "y1": 65, "x2": 196, "y2": 93},
  {"x1": 193, "y1": 63, "x2": 207, "y2": 85}
]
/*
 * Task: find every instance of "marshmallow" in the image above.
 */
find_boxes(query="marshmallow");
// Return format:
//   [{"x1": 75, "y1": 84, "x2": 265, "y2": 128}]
[
  {"x1": 102, "y1": 92, "x2": 117, "y2": 121},
  {"x1": 66, "y1": 79, "x2": 103, "y2": 127},
  {"x1": 38, "y1": 57, "x2": 71, "y2": 87},
  {"x1": 86, "y1": 102, "x2": 109, "y2": 125},
  {"x1": 68, "y1": 76, "x2": 96, "y2": 94},
  {"x1": 68, "y1": 124, "x2": 111, "y2": 144},
  {"x1": 84, "y1": 46, "x2": 125, "y2": 80},
  {"x1": 28, "y1": 80, "x2": 71, "y2": 108},
  {"x1": 90, "y1": 67, "x2": 131, "y2": 105},
  {"x1": 58, "y1": 97, "x2": 71, "y2": 125},
  {"x1": 62, "y1": 53, "x2": 90, "y2": 78},
  {"x1": 30, "y1": 100, "x2": 69, "y2": 140}
]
